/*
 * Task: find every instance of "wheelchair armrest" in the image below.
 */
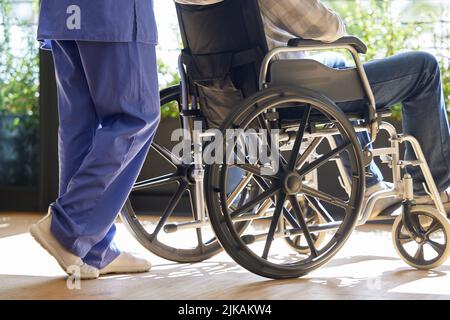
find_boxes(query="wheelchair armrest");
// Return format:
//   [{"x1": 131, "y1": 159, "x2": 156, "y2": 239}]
[{"x1": 287, "y1": 36, "x2": 368, "y2": 54}]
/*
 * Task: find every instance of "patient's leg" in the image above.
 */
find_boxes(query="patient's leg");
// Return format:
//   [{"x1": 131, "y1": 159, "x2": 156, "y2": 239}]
[
  {"x1": 348, "y1": 51, "x2": 449, "y2": 194},
  {"x1": 310, "y1": 52, "x2": 384, "y2": 189}
]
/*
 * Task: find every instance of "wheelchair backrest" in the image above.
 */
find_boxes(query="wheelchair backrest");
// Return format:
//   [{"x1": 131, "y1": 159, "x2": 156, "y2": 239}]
[{"x1": 176, "y1": 0, "x2": 269, "y2": 127}]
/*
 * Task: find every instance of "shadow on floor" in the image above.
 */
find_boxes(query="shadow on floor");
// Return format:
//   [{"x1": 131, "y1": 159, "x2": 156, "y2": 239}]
[{"x1": 2, "y1": 254, "x2": 450, "y2": 299}]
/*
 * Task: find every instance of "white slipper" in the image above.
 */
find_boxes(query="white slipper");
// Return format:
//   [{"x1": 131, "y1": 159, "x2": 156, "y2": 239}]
[
  {"x1": 29, "y1": 209, "x2": 99, "y2": 280},
  {"x1": 100, "y1": 252, "x2": 152, "y2": 275}
]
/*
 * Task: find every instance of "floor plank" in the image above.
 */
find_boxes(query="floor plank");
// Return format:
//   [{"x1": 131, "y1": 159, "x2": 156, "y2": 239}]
[{"x1": 0, "y1": 212, "x2": 449, "y2": 300}]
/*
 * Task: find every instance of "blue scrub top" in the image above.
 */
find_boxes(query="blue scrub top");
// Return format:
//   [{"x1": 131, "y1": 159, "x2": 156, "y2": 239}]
[{"x1": 37, "y1": 0, "x2": 158, "y2": 49}]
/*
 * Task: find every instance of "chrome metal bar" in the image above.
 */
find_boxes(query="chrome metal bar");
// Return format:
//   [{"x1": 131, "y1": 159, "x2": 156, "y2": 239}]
[
  {"x1": 242, "y1": 221, "x2": 342, "y2": 244},
  {"x1": 279, "y1": 125, "x2": 371, "y2": 143},
  {"x1": 258, "y1": 45, "x2": 378, "y2": 140},
  {"x1": 232, "y1": 199, "x2": 274, "y2": 223},
  {"x1": 296, "y1": 137, "x2": 323, "y2": 170},
  {"x1": 227, "y1": 174, "x2": 254, "y2": 207},
  {"x1": 371, "y1": 148, "x2": 396, "y2": 157},
  {"x1": 326, "y1": 135, "x2": 352, "y2": 195},
  {"x1": 165, "y1": 220, "x2": 210, "y2": 233},
  {"x1": 357, "y1": 122, "x2": 447, "y2": 221},
  {"x1": 192, "y1": 128, "x2": 207, "y2": 223},
  {"x1": 380, "y1": 122, "x2": 402, "y2": 185},
  {"x1": 132, "y1": 174, "x2": 181, "y2": 192},
  {"x1": 357, "y1": 122, "x2": 402, "y2": 222},
  {"x1": 399, "y1": 135, "x2": 446, "y2": 215},
  {"x1": 287, "y1": 221, "x2": 341, "y2": 235},
  {"x1": 178, "y1": 54, "x2": 192, "y2": 138}
]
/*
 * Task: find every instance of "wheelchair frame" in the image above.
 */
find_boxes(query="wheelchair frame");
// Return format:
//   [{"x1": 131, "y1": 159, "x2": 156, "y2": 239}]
[
  {"x1": 177, "y1": 41, "x2": 447, "y2": 227},
  {"x1": 121, "y1": 0, "x2": 450, "y2": 278}
]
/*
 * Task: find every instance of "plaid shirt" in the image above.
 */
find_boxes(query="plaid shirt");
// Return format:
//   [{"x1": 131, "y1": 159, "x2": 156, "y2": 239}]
[{"x1": 175, "y1": 0, "x2": 346, "y2": 51}]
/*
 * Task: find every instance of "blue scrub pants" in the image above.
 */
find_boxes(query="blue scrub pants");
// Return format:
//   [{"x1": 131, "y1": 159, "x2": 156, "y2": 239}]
[{"x1": 49, "y1": 40, "x2": 160, "y2": 269}]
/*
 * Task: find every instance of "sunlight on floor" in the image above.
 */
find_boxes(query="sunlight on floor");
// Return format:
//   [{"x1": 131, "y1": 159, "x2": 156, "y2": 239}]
[{"x1": 1, "y1": 213, "x2": 450, "y2": 299}]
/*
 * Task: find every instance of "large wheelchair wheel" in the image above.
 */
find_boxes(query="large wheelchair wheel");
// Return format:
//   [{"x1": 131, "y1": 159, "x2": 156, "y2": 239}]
[
  {"x1": 206, "y1": 86, "x2": 365, "y2": 279},
  {"x1": 120, "y1": 86, "x2": 224, "y2": 263}
]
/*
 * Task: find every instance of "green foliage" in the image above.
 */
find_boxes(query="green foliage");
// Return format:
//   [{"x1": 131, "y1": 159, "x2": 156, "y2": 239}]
[
  {"x1": 328, "y1": 0, "x2": 420, "y2": 60},
  {"x1": 158, "y1": 58, "x2": 180, "y2": 119},
  {"x1": 445, "y1": 63, "x2": 450, "y2": 117},
  {"x1": 0, "y1": 0, "x2": 39, "y2": 185},
  {"x1": 326, "y1": 0, "x2": 449, "y2": 121},
  {"x1": 0, "y1": 0, "x2": 39, "y2": 129}
]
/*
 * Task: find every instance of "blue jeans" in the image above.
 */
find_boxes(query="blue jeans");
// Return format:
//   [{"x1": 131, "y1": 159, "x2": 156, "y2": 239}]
[{"x1": 336, "y1": 51, "x2": 450, "y2": 194}]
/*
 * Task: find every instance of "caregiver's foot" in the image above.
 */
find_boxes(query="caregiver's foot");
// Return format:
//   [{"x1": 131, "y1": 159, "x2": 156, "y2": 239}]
[
  {"x1": 100, "y1": 252, "x2": 152, "y2": 275},
  {"x1": 29, "y1": 209, "x2": 99, "y2": 279}
]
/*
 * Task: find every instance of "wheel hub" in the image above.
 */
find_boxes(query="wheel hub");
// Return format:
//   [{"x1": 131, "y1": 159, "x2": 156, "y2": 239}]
[
  {"x1": 415, "y1": 236, "x2": 426, "y2": 244},
  {"x1": 183, "y1": 164, "x2": 197, "y2": 184},
  {"x1": 283, "y1": 172, "x2": 303, "y2": 195}
]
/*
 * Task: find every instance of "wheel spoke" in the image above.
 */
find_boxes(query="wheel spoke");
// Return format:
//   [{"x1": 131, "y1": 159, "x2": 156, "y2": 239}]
[
  {"x1": 288, "y1": 106, "x2": 311, "y2": 171},
  {"x1": 306, "y1": 196, "x2": 335, "y2": 223},
  {"x1": 227, "y1": 174, "x2": 253, "y2": 207},
  {"x1": 262, "y1": 192, "x2": 286, "y2": 259},
  {"x1": 150, "y1": 182, "x2": 189, "y2": 241},
  {"x1": 257, "y1": 112, "x2": 289, "y2": 168},
  {"x1": 252, "y1": 174, "x2": 277, "y2": 193},
  {"x1": 152, "y1": 142, "x2": 181, "y2": 166},
  {"x1": 302, "y1": 185, "x2": 351, "y2": 210},
  {"x1": 133, "y1": 174, "x2": 182, "y2": 191},
  {"x1": 230, "y1": 187, "x2": 280, "y2": 217},
  {"x1": 257, "y1": 114, "x2": 274, "y2": 154},
  {"x1": 296, "y1": 137, "x2": 324, "y2": 170},
  {"x1": 294, "y1": 235, "x2": 302, "y2": 247},
  {"x1": 427, "y1": 239, "x2": 445, "y2": 256},
  {"x1": 299, "y1": 141, "x2": 351, "y2": 176},
  {"x1": 289, "y1": 195, "x2": 318, "y2": 258},
  {"x1": 425, "y1": 220, "x2": 441, "y2": 237},
  {"x1": 282, "y1": 206, "x2": 301, "y2": 229},
  {"x1": 414, "y1": 244, "x2": 425, "y2": 263},
  {"x1": 398, "y1": 233, "x2": 414, "y2": 245}
]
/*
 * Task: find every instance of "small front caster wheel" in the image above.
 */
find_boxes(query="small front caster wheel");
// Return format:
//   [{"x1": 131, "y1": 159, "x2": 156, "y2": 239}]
[{"x1": 392, "y1": 205, "x2": 450, "y2": 270}]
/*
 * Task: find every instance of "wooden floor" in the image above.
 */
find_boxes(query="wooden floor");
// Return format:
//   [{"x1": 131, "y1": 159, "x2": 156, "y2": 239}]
[{"x1": 1, "y1": 212, "x2": 450, "y2": 300}]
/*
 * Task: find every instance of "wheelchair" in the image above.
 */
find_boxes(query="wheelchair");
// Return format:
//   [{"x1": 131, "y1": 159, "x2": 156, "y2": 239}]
[{"x1": 120, "y1": 0, "x2": 450, "y2": 279}]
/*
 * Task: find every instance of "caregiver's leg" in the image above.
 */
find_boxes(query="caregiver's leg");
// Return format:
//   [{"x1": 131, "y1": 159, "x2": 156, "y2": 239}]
[
  {"x1": 82, "y1": 136, "x2": 153, "y2": 268},
  {"x1": 50, "y1": 41, "x2": 161, "y2": 268},
  {"x1": 340, "y1": 51, "x2": 450, "y2": 194},
  {"x1": 51, "y1": 41, "x2": 99, "y2": 197}
]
